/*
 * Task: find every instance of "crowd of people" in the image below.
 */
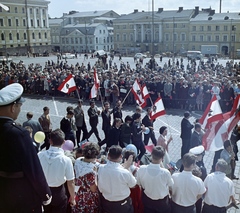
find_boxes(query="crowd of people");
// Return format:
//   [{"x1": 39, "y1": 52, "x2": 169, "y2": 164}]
[
  {"x1": 0, "y1": 82, "x2": 240, "y2": 213},
  {"x1": 1, "y1": 54, "x2": 240, "y2": 113}
]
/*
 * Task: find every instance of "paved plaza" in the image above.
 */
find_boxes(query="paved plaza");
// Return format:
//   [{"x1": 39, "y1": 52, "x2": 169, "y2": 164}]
[{"x1": 10, "y1": 54, "x2": 240, "y2": 212}]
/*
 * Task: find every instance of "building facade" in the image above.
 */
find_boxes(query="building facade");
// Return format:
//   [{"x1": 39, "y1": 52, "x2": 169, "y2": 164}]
[{"x1": 0, "y1": 0, "x2": 51, "y2": 56}]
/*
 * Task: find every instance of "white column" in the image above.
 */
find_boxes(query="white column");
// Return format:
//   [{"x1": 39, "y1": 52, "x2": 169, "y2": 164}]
[
  {"x1": 40, "y1": 9, "x2": 43, "y2": 27},
  {"x1": 159, "y1": 24, "x2": 162, "y2": 42},
  {"x1": 33, "y1": 8, "x2": 37, "y2": 27},
  {"x1": 134, "y1": 24, "x2": 137, "y2": 42},
  {"x1": 27, "y1": 8, "x2": 31, "y2": 27},
  {"x1": 141, "y1": 24, "x2": 144, "y2": 42},
  {"x1": 45, "y1": 8, "x2": 49, "y2": 28}
]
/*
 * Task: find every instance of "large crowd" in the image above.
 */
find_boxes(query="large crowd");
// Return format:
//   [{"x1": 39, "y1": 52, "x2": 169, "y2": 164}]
[
  {"x1": 1, "y1": 54, "x2": 240, "y2": 112},
  {"x1": 1, "y1": 55, "x2": 240, "y2": 213}
]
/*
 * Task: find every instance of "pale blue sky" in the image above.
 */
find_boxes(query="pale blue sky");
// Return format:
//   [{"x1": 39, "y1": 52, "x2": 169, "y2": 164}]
[{"x1": 48, "y1": 0, "x2": 240, "y2": 18}]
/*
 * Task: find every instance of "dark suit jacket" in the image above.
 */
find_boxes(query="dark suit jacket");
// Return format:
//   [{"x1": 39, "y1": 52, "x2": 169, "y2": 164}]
[
  {"x1": 22, "y1": 119, "x2": 43, "y2": 139},
  {"x1": 180, "y1": 118, "x2": 194, "y2": 140},
  {"x1": 101, "y1": 110, "x2": 111, "y2": 131},
  {"x1": 190, "y1": 131, "x2": 202, "y2": 148},
  {"x1": 88, "y1": 107, "x2": 99, "y2": 125},
  {"x1": 0, "y1": 118, "x2": 51, "y2": 212}
]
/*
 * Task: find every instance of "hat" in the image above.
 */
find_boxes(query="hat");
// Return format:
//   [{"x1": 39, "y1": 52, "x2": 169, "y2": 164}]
[
  {"x1": 0, "y1": 83, "x2": 25, "y2": 106},
  {"x1": 189, "y1": 145, "x2": 204, "y2": 155}
]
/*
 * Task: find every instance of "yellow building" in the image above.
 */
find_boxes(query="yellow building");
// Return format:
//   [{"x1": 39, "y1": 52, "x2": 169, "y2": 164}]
[{"x1": 0, "y1": 0, "x2": 51, "y2": 56}]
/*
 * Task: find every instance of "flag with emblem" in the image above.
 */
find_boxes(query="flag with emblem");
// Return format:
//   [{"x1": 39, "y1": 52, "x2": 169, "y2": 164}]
[
  {"x1": 150, "y1": 97, "x2": 166, "y2": 120},
  {"x1": 58, "y1": 74, "x2": 76, "y2": 94},
  {"x1": 131, "y1": 80, "x2": 144, "y2": 105},
  {"x1": 89, "y1": 69, "x2": 100, "y2": 99}
]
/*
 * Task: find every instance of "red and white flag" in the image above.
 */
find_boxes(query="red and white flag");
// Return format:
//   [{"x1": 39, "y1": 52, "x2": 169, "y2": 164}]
[
  {"x1": 150, "y1": 97, "x2": 166, "y2": 120},
  {"x1": 199, "y1": 95, "x2": 223, "y2": 129},
  {"x1": 139, "y1": 84, "x2": 150, "y2": 108},
  {"x1": 131, "y1": 80, "x2": 145, "y2": 105},
  {"x1": 58, "y1": 74, "x2": 76, "y2": 94},
  {"x1": 201, "y1": 95, "x2": 240, "y2": 151},
  {"x1": 89, "y1": 69, "x2": 100, "y2": 99}
]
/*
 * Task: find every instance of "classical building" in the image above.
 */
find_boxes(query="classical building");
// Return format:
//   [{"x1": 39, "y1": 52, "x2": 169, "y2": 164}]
[
  {"x1": 113, "y1": 6, "x2": 240, "y2": 57},
  {"x1": 0, "y1": 0, "x2": 51, "y2": 56},
  {"x1": 189, "y1": 8, "x2": 240, "y2": 57},
  {"x1": 49, "y1": 10, "x2": 119, "y2": 53}
]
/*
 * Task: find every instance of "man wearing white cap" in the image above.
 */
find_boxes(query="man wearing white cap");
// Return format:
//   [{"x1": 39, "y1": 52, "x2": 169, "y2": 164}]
[{"x1": 0, "y1": 83, "x2": 52, "y2": 213}]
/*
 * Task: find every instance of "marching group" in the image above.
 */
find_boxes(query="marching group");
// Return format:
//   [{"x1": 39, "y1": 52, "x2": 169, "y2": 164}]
[{"x1": 0, "y1": 81, "x2": 239, "y2": 213}]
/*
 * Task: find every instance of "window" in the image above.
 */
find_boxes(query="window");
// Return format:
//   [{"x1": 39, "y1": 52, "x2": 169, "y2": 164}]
[
  {"x1": 38, "y1": 32, "x2": 41, "y2": 39},
  {"x1": 17, "y1": 33, "x2": 20, "y2": 40},
  {"x1": 192, "y1": 26, "x2": 196, "y2": 31},
  {"x1": 15, "y1": 7, "x2": 18, "y2": 13},
  {"x1": 23, "y1": 33, "x2": 26, "y2": 39},
  {"x1": 8, "y1": 19, "x2": 11, "y2": 26},
  {"x1": 192, "y1": 35, "x2": 196, "y2": 41},
  {"x1": 103, "y1": 30, "x2": 105, "y2": 34},
  {"x1": 181, "y1": 34, "x2": 185, "y2": 41},
  {"x1": 42, "y1": 9, "x2": 45, "y2": 15},
  {"x1": 0, "y1": 19, "x2": 3, "y2": 26},
  {"x1": 66, "y1": 38, "x2": 69, "y2": 44},
  {"x1": 23, "y1": 19, "x2": 26, "y2": 26},
  {"x1": 75, "y1": 38, "x2": 78, "y2": 44},
  {"x1": 31, "y1": 19, "x2": 33, "y2": 27},
  {"x1": 200, "y1": 26, "x2": 204, "y2": 31},
  {"x1": 123, "y1": 34, "x2": 126, "y2": 41},
  {"x1": 99, "y1": 30, "x2": 102, "y2": 34},
  {"x1": 173, "y1": 33, "x2": 177, "y2": 41},
  {"x1": 116, "y1": 34, "x2": 120, "y2": 41},
  {"x1": 71, "y1": 38, "x2": 74, "y2": 44},
  {"x1": 207, "y1": 26, "x2": 211, "y2": 31},
  {"x1": 9, "y1": 33, "x2": 12, "y2": 40},
  {"x1": 165, "y1": 23, "x2": 169, "y2": 28},
  {"x1": 80, "y1": 38, "x2": 82, "y2": 44},
  {"x1": 173, "y1": 23, "x2": 177, "y2": 28},
  {"x1": 224, "y1": 26, "x2": 228, "y2": 31},
  {"x1": 200, "y1": 35, "x2": 204, "y2": 41},
  {"x1": 215, "y1": 35, "x2": 220, "y2": 42},
  {"x1": 207, "y1": 35, "x2": 211, "y2": 42},
  {"x1": 36, "y1": 9, "x2": 39, "y2": 14},
  {"x1": 37, "y1": 20, "x2": 40, "y2": 27},
  {"x1": 32, "y1": 33, "x2": 35, "y2": 39},
  {"x1": 0, "y1": 7, "x2": 2, "y2": 12},
  {"x1": 43, "y1": 20, "x2": 46, "y2": 27},
  {"x1": 62, "y1": 38, "x2": 65, "y2": 44},
  {"x1": 123, "y1": 25, "x2": 126, "y2": 29},
  {"x1": 1, "y1": 33, "x2": 5, "y2": 40},
  {"x1": 165, "y1": 34, "x2": 169, "y2": 41},
  {"x1": 22, "y1": 7, "x2": 25, "y2": 13},
  {"x1": 216, "y1": 26, "x2": 220, "y2": 31},
  {"x1": 192, "y1": 45, "x2": 195, "y2": 50},
  {"x1": 44, "y1": 32, "x2": 47, "y2": 39},
  {"x1": 231, "y1": 35, "x2": 235, "y2": 42},
  {"x1": 16, "y1": 19, "x2": 19, "y2": 26},
  {"x1": 96, "y1": 37, "x2": 98, "y2": 44},
  {"x1": 30, "y1": 8, "x2": 33, "y2": 14}
]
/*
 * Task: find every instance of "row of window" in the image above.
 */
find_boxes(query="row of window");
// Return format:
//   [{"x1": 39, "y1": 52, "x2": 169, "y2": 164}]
[
  {"x1": 61, "y1": 37, "x2": 113, "y2": 44},
  {"x1": 192, "y1": 25, "x2": 236, "y2": 31},
  {"x1": 0, "y1": 18, "x2": 46, "y2": 27},
  {"x1": 1, "y1": 32, "x2": 48, "y2": 41},
  {"x1": 0, "y1": 6, "x2": 45, "y2": 15},
  {"x1": 191, "y1": 34, "x2": 236, "y2": 42}
]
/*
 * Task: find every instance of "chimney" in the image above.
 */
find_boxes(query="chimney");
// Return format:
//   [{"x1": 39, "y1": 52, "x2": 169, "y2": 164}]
[
  {"x1": 157, "y1": 8, "x2": 163, "y2": 13},
  {"x1": 209, "y1": 9, "x2": 215, "y2": 16},
  {"x1": 178, "y1": 7, "x2": 183, "y2": 12},
  {"x1": 195, "y1": 6, "x2": 199, "y2": 16},
  {"x1": 134, "y1": 9, "x2": 138, "y2": 13}
]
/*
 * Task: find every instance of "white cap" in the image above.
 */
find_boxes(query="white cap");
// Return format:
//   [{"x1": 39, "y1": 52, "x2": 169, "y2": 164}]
[
  {"x1": 189, "y1": 145, "x2": 204, "y2": 155},
  {"x1": 0, "y1": 83, "x2": 25, "y2": 106}
]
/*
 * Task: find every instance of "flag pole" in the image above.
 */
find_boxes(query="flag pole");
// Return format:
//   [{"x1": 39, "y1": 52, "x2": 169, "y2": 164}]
[
  {"x1": 121, "y1": 89, "x2": 132, "y2": 106},
  {"x1": 76, "y1": 87, "x2": 81, "y2": 100},
  {"x1": 98, "y1": 87, "x2": 104, "y2": 108}
]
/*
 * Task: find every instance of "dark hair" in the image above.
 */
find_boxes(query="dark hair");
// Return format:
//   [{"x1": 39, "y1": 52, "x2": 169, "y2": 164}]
[
  {"x1": 123, "y1": 149, "x2": 136, "y2": 161},
  {"x1": 159, "y1": 126, "x2": 167, "y2": 134},
  {"x1": 124, "y1": 115, "x2": 133, "y2": 123},
  {"x1": 43, "y1": 106, "x2": 49, "y2": 111},
  {"x1": 223, "y1": 140, "x2": 231, "y2": 149},
  {"x1": 67, "y1": 109, "x2": 74, "y2": 115},
  {"x1": 104, "y1": 101, "x2": 110, "y2": 106},
  {"x1": 24, "y1": 126, "x2": 33, "y2": 134},
  {"x1": 182, "y1": 153, "x2": 197, "y2": 168},
  {"x1": 108, "y1": 145, "x2": 122, "y2": 160},
  {"x1": 83, "y1": 142, "x2": 100, "y2": 159},
  {"x1": 26, "y1": 112, "x2": 33, "y2": 119},
  {"x1": 66, "y1": 106, "x2": 73, "y2": 112},
  {"x1": 151, "y1": 146, "x2": 165, "y2": 161},
  {"x1": 112, "y1": 118, "x2": 122, "y2": 127},
  {"x1": 194, "y1": 123, "x2": 201, "y2": 130},
  {"x1": 132, "y1": 112, "x2": 141, "y2": 121},
  {"x1": 89, "y1": 100, "x2": 95, "y2": 105},
  {"x1": 184, "y1": 111, "x2": 190, "y2": 118},
  {"x1": 78, "y1": 99, "x2": 83, "y2": 104},
  {"x1": 50, "y1": 129, "x2": 65, "y2": 146}
]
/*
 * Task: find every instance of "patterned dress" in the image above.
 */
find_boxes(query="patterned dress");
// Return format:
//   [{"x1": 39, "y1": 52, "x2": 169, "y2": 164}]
[{"x1": 72, "y1": 158, "x2": 99, "y2": 213}]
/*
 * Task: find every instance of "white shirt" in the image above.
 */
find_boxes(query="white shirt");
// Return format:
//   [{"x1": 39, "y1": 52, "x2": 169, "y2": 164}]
[
  {"x1": 98, "y1": 160, "x2": 136, "y2": 201},
  {"x1": 204, "y1": 172, "x2": 234, "y2": 207},
  {"x1": 38, "y1": 146, "x2": 75, "y2": 187},
  {"x1": 137, "y1": 163, "x2": 173, "y2": 200},
  {"x1": 172, "y1": 171, "x2": 206, "y2": 206}
]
